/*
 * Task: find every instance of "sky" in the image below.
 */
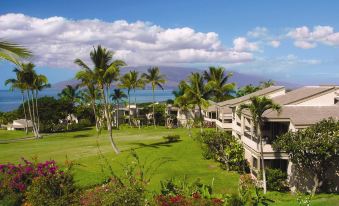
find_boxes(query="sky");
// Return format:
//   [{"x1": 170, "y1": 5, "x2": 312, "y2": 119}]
[{"x1": 0, "y1": 0, "x2": 339, "y2": 88}]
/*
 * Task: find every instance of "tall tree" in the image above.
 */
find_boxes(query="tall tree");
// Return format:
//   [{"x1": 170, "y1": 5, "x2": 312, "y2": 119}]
[
  {"x1": 76, "y1": 69, "x2": 100, "y2": 131},
  {"x1": 180, "y1": 73, "x2": 209, "y2": 132},
  {"x1": 203, "y1": 66, "x2": 236, "y2": 102},
  {"x1": 32, "y1": 74, "x2": 50, "y2": 131},
  {"x1": 0, "y1": 40, "x2": 32, "y2": 65},
  {"x1": 110, "y1": 89, "x2": 127, "y2": 129},
  {"x1": 142, "y1": 67, "x2": 166, "y2": 127},
  {"x1": 5, "y1": 69, "x2": 29, "y2": 134},
  {"x1": 237, "y1": 96, "x2": 281, "y2": 194},
  {"x1": 119, "y1": 72, "x2": 133, "y2": 126},
  {"x1": 174, "y1": 89, "x2": 194, "y2": 137},
  {"x1": 58, "y1": 85, "x2": 80, "y2": 106},
  {"x1": 74, "y1": 45, "x2": 126, "y2": 154}
]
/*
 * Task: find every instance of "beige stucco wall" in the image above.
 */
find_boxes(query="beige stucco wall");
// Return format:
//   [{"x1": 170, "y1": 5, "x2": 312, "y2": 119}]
[{"x1": 297, "y1": 90, "x2": 339, "y2": 106}]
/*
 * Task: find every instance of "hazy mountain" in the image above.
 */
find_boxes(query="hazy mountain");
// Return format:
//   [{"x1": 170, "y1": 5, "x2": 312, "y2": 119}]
[{"x1": 52, "y1": 66, "x2": 300, "y2": 90}]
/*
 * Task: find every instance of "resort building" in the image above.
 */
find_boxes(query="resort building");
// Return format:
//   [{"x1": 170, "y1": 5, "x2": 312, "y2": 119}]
[
  {"x1": 7, "y1": 119, "x2": 33, "y2": 131},
  {"x1": 209, "y1": 85, "x2": 339, "y2": 191}
]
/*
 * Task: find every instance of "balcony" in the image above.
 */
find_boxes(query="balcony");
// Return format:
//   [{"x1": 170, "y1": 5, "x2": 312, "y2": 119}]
[{"x1": 215, "y1": 119, "x2": 232, "y2": 130}]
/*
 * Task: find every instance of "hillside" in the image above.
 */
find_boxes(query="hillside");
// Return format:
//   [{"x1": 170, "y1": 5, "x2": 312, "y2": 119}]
[{"x1": 52, "y1": 66, "x2": 300, "y2": 90}]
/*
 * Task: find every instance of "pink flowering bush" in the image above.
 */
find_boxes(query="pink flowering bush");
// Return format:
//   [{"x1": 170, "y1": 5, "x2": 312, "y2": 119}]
[{"x1": 0, "y1": 158, "x2": 78, "y2": 205}]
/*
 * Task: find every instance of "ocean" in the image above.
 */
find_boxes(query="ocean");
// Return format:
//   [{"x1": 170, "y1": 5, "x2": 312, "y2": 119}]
[{"x1": 0, "y1": 89, "x2": 174, "y2": 112}]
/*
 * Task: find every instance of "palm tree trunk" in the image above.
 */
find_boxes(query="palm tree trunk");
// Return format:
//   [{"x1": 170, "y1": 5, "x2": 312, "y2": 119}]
[
  {"x1": 258, "y1": 123, "x2": 267, "y2": 194},
  {"x1": 128, "y1": 90, "x2": 131, "y2": 126},
  {"x1": 152, "y1": 87, "x2": 156, "y2": 127},
  {"x1": 134, "y1": 89, "x2": 140, "y2": 129},
  {"x1": 185, "y1": 111, "x2": 192, "y2": 137},
  {"x1": 30, "y1": 90, "x2": 40, "y2": 138},
  {"x1": 198, "y1": 104, "x2": 203, "y2": 133},
  {"x1": 92, "y1": 99, "x2": 99, "y2": 132},
  {"x1": 102, "y1": 86, "x2": 119, "y2": 154},
  {"x1": 26, "y1": 91, "x2": 38, "y2": 138},
  {"x1": 21, "y1": 91, "x2": 28, "y2": 134},
  {"x1": 35, "y1": 91, "x2": 40, "y2": 132},
  {"x1": 116, "y1": 100, "x2": 119, "y2": 129}
]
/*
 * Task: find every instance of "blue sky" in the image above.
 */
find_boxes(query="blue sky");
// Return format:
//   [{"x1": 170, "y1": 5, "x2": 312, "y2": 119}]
[{"x1": 0, "y1": 0, "x2": 339, "y2": 88}]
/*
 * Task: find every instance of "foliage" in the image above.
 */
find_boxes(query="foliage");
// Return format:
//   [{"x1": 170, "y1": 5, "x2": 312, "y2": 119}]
[
  {"x1": 0, "y1": 110, "x2": 20, "y2": 125},
  {"x1": 0, "y1": 158, "x2": 78, "y2": 206},
  {"x1": 80, "y1": 151, "x2": 152, "y2": 206},
  {"x1": 0, "y1": 40, "x2": 32, "y2": 65},
  {"x1": 25, "y1": 167, "x2": 78, "y2": 206},
  {"x1": 265, "y1": 168, "x2": 288, "y2": 191},
  {"x1": 142, "y1": 66, "x2": 166, "y2": 127},
  {"x1": 163, "y1": 134, "x2": 181, "y2": 143},
  {"x1": 236, "y1": 80, "x2": 275, "y2": 97},
  {"x1": 195, "y1": 131, "x2": 246, "y2": 172},
  {"x1": 273, "y1": 118, "x2": 339, "y2": 194},
  {"x1": 203, "y1": 66, "x2": 236, "y2": 102},
  {"x1": 158, "y1": 177, "x2": 225, "y2": 205}
]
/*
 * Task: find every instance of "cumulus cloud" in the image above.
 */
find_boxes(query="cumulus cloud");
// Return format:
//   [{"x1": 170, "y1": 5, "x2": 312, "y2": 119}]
[
  {"x1": 269, "y1": 40, "x2": 281, "y2": 48},
  {"x1": 233, "y1": 37, "x2": 259, "y2": 52},
  {"x1": 287, "y1": 25, "x2": 339, "y2": 49},
  {"x1": 247, "y1": 27, "x2": 268, "y2": 38},
  {"x1": 0, "y1": 13, "x2": 254, "y2": 68}
]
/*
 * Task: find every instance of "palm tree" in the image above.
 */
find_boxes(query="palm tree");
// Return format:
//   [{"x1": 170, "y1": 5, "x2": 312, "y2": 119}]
[
  {"x1": 237, "y1": 96, "x2": 281, "y2": 194},
  {"x1": 74, "y1": 45, "x2": 126, "y2": 154},
  {"x1": 0, "y1": 40, "x2": 32, "y2": 65},
  {"x1": 142, "y1": 67, "x2": 166, "y2": 127},
  {"x1": 180, "y1": 73, "x2": 209, "y2": 132},
  {"x1": 203, "y1": 66, "x2": 235, "y2": 102},
  {"x1": 76, "y1": 69, "x2": 100, "y2": 131},
  {"x1": 5, "y1": 69, "x2": 29, "y2": 134},
  {"x1": 110, "y1": 89, "x2": 127, "y2": 129},
  {"x1": 58, "y1": 85, "x2": 80, "y2": 105},
  {"x1": 260, "y1": 80, "x2": 275, "y2": 88},
  {"x1": 119, "y1": 70, "x2": 145, "y2": 125},
  {"x1": 14, "y1": 62, "x2": 45, "y2": 139},
  {"x1": 32, "y1": 74, "x2": 50, "y2": 131},
  {"x1": 174, "y1": 88, "x2": 194, "y2": 137}
]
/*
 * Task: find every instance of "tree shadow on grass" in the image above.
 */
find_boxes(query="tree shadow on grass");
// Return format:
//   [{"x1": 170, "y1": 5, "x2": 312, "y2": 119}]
[
  {"x1": 73, "y1": 134, "x2": 91, "y2": 138},
  {"x1": 130, "y1": 140, "x2": 182, "y2": 149}
]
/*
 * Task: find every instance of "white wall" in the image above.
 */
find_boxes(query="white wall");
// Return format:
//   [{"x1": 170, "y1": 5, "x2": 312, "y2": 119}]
[{"x1": 297, "y1": 90, "x2": 339, "y2": 106}]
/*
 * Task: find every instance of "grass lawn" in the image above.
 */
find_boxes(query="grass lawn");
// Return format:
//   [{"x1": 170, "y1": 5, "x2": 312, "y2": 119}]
[
  {"x1": 0, "y1": 129, "x2": 33, "y2": 141},
  {"x1": 0, "y1": 126, "x2": 338, "y2": 205}
]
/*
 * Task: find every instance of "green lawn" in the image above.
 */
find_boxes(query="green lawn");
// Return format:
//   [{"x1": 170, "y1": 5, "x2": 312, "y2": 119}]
[
  {"x1": 0, "y1": 129, "x2": 33, "y2": 141},
  {"x1": 0, "y1": 127, "x2": 338, "y2": 205}
]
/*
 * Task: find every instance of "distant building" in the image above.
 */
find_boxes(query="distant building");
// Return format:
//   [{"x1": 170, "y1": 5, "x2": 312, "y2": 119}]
[{"x1": 7, "y1": 119, "x2": 33, "y2": 130}]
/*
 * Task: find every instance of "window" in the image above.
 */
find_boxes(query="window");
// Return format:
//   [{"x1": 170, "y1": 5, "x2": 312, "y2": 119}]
[
  {"x1": 335, "y1": 97, "x2": 339, "y2": 105},
  {"x1": 252, "y1": 156, "x2": 258, "y2": 169}
]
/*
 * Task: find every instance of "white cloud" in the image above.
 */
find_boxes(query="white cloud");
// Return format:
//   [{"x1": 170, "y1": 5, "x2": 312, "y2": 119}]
[
  {"x1": 0, "y1": 13, "x2": 254, "y2": 68},
  {"x1": 269, "y1": 40, "x2": 280, "y2": 48},
  {"x1": 247, "y1": 27, "x2": 268, "y2": 38},
  {"x1": 233, "y1": 37, "x2": 259, "y2": 52},
  {"x1": 293, "y1": 40, "x2": 316, "y2": 49},
  {"x1": 287, "y1": 25, "x2": 339, "y2": 49}
]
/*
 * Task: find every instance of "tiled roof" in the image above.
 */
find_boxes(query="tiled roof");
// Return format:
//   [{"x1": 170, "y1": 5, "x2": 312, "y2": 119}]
[
  {"x1": 262, "y1": 105, "x2": 339, "y2": 126},
  {"x1": 272, "y1": 86, "x2": 337, "y2": 105},
  {"x1": 217, "y1": 86, "x2": 285, "y2": 106}
]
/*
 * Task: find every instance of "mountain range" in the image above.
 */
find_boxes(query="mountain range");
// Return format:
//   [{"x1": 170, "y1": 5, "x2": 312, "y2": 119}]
[{"x1": 51, "y1": 66, "x2": 300, "y2": 90}]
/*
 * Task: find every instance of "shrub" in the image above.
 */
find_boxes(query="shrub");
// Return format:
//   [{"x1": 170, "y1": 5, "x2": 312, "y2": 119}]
[
  {"x1": 0, "y1": 159, "x2": 78, "y2": 205},
  {"x1": 80, "y1": 151, "x2": 150, "y2": 206},
  {"x1": 265, "y1": 168, "x2": 288, "y2": 191},
  {"x1": 25, "y1": 170, "x2": 78, "y2": 206},
  {"x1": 163, "y1": 134, "x2": 181, "y2": 143},
  {"x1": 195, "y1": 131, "x2": 246, "y2": 172},
  {"x1": 157, "y1": 177, "x2": 225, "y2": 205}
]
